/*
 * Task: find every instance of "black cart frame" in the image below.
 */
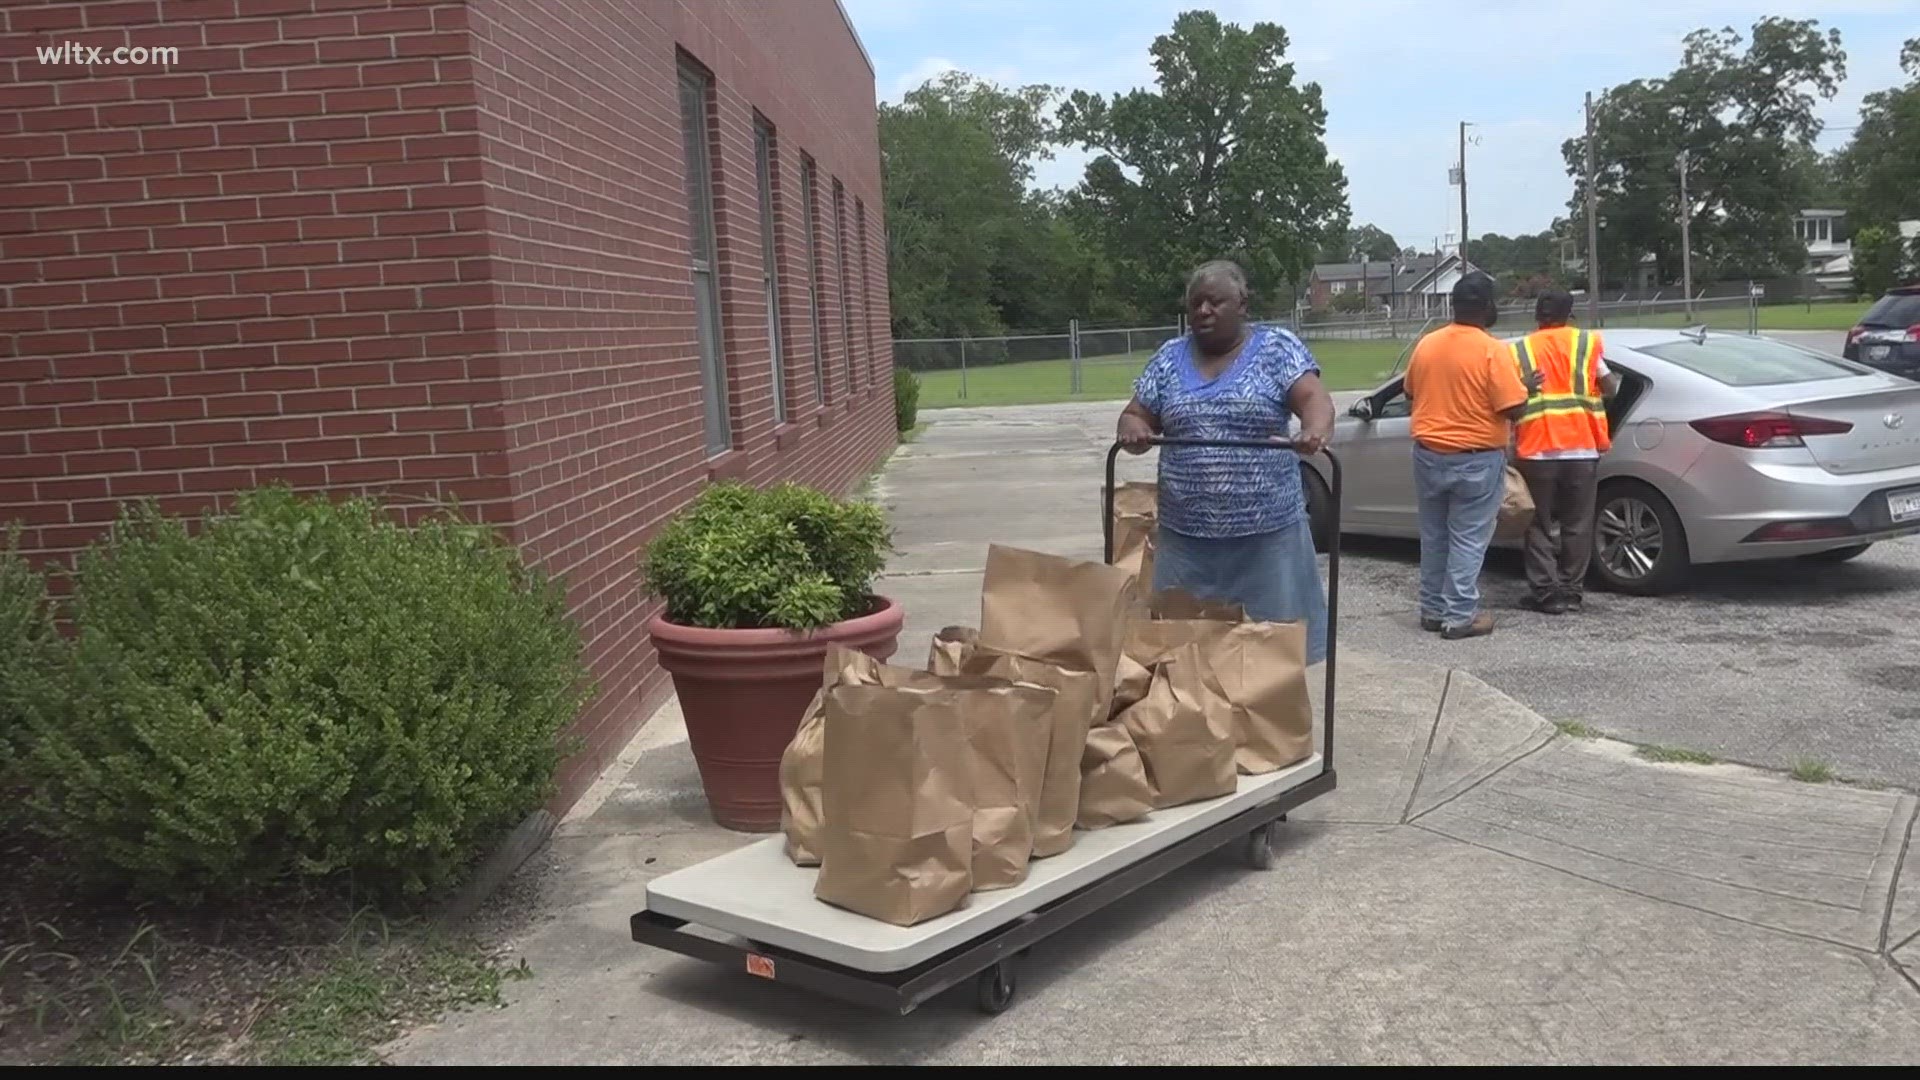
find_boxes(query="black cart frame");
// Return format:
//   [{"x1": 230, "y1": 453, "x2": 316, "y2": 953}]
[{"x1": 631, "y1": 438, "x2": 1342, "y2": 1016}]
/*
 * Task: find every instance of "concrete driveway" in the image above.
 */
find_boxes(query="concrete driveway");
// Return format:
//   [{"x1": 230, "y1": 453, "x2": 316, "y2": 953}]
[{"x1": 386, "y1": 400, "x2": 1920, "y2": 1065}]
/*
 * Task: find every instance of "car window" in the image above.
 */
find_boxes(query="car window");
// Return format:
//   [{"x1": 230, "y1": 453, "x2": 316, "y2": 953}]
[
  {"x1": 1862, "y1": 294, "x2": 1920, "y2": 327},
  {"x1": 1377, "y1": 392, "x2": 1411, "y2": 419},
  {"x1": 1637, "y1": 336, "x2": 1871, "y2": 386}
]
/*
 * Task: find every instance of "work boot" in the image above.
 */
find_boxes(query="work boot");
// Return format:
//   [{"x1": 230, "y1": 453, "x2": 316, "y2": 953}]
[
  {"x1": 1441, "y1": 612, "x2": 1496, "y2": 640},
  {"x1": 1420, "y1": 615, "x2": 1442, "y2": 632},
  {"x1": 1561, "y1": 591, "x2": 1585, "y2": 612},
  {"x1": 1520, "y1": 594, "x2": 1568, "y2": 615}
]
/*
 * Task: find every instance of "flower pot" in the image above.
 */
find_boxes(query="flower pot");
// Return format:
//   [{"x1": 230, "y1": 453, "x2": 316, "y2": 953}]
[{"x1": 647, "y1": 596, "x2": 906, "y2": 832}]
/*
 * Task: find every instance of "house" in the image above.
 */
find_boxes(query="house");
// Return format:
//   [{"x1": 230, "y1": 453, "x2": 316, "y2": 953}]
[
  {"x1": 1306, "y1": 251, "x2": 1485, "y2": 318},
  {"x1": 0, "y1": 0, "x2": 897, "y2": 811},
  {"x1": 1794, "y1": 209, "x2": 1853, "y2": 292}
]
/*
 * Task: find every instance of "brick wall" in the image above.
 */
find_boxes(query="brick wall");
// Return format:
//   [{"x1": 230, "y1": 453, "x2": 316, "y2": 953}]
[{"x1": 0, "y1": 0, "x2": 896, "y2": 811}]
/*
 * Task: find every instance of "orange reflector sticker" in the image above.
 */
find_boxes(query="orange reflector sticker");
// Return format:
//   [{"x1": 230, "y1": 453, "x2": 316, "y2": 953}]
[{"x1": 746, "y1": 954, "x2": 776, "y2": 980}]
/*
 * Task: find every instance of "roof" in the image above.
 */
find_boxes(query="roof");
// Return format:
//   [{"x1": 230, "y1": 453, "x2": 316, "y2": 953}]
[
  {"x1": 1311, "y1": 255, "x2": 1438, "y2": 282},
  {"x1": 1797, "y1": 208, "x2": 1845, "y2": 218},
  {"x1": 832, "y1": 0, "x2": 874, "y2": 75}
]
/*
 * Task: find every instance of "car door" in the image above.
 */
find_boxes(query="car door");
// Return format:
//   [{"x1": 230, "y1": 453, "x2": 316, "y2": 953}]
[{"x1": 1336, "y1": 377, "x2": 1419, "y2": 535}]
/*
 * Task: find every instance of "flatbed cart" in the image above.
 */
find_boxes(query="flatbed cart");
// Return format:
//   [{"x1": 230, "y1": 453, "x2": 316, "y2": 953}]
[{"x1": 630, "y1": 437, "x2": 1341, "y2": 1017}]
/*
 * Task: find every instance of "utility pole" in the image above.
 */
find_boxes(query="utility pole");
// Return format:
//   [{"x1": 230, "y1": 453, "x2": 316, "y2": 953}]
[
  {"x1": 1457, "y1": 121, "x2": 1471, "y2": 266},
  {"x1": 1677, "y1": 148, "x2": 1694, "y2": 321},
  {"x1": 1583, "y1": 92, "x2": 1601, "y2": 326}
]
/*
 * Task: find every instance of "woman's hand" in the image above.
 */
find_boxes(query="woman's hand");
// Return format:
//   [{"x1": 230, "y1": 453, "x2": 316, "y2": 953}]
[
  {"x1": 1289, "y1": 422, "x2": 1331, "y2": 457},
  {"x1": 1118, "y1": 412, "x2": 1156, "y2": 454}
]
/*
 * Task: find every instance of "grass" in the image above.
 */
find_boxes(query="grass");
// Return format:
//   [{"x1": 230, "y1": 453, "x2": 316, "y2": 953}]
[
  {"x1": 1554, "y1": 720, "x2": 1602, "y2": 740},
  {"x1": 1789, "y1": 759, "x2": 1836, "y2": 784},
  {"x1": 917, "y1": 337, "x2": 1408, "y2": 409},
  {"x1": 1635, "y1": 744, "x2": 1718, "y2": 765},
  {"x1": 1606, "y1": 299, "x2": 1871, "y2": 333}
]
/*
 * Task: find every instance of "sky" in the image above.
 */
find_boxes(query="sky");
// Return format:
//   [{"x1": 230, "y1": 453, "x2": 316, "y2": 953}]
[{"x1": 840, "y1": 0, "x2": 1917, "y2": 251}]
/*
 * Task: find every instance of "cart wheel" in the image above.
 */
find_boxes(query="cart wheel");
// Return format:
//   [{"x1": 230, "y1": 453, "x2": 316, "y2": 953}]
[
  {"x1": 975, "y1": 960, "x2": 1017, "y2": 1015},
  {"x1": 1243, "y1": 823, "x2": 1274, "y2": 870}
]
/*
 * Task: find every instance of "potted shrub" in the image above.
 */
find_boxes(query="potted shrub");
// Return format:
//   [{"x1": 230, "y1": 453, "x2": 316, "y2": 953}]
[{"x1": 640, "y1": 481, "x2": 903, "y2": 831}]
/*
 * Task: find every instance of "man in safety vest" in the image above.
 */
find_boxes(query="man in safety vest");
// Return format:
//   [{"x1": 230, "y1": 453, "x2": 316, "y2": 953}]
[{"x1": 1510, "y1": 290, "x2": 1620, "y2": 615}]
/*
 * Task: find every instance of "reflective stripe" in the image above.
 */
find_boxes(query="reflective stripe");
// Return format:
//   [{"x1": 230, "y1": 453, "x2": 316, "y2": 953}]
[
  {"x1": 1571, "y1": 328, "x2": 1593, "y2": 398},
  {"x1": 1520, "y1": 393, "x2": 1605, "y2": 420},
  {"x1": 1514, "y1": 339, "x2": 1537, "y2": 381}
]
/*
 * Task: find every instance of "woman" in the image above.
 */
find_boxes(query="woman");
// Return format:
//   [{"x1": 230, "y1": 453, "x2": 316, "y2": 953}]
[{"x1": 1116, "y1": 259, "x2": 1335, "y2": 664}]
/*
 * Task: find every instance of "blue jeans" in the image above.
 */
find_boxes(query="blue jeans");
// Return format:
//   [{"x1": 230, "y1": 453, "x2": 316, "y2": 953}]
[
  {"x1": 1153, "y1": 518, "x2": 1328, "y2": 665},
  {"x1": 1412, "y1": 445, "x2": 1504, "y2": 629}
]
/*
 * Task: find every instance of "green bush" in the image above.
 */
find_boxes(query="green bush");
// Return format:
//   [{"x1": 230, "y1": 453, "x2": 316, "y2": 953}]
[
  {"x1": 893, "y1": 365, "x2": 920, "y2": 434},
  {"x1": 20, "y1": 488, "x2": 592, "y2": 896},
  {"x1": 0, "y1": 525, "x2": 59, "y2": 774},
  {"x1": 639, "y1": 481, "x2": 891, "y2": 631}
]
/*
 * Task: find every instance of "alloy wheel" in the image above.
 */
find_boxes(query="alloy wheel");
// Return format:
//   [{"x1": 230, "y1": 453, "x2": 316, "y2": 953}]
[{"x1": 1597, "y1": 495, "x2": 1664, "y2": 581}]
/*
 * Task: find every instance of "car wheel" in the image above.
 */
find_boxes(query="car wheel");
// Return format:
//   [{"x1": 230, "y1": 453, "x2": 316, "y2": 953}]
[
  {"x1": 1300, "y1": 465, "x2": 1334, "y2": 552},
  {"x1": 1801, "y1": 543, "x2": 1873, "y2": 564},
  {"x1": 1590, "y1": 480, "x2": 1690, "y2": 595}
]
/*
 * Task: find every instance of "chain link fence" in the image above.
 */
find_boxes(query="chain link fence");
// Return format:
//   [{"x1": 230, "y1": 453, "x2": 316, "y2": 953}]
[{"x1": 896, "y1": 291, "x2": 1858, "y2": 407}]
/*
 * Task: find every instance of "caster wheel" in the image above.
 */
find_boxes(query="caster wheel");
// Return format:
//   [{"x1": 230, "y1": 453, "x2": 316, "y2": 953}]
[
  {"x1": 1243, "y1": 823, "x2": 1274, "y2": 870},
  {"x1": 975, "y1": 960, "x2": 1017, "y2": 1015}
]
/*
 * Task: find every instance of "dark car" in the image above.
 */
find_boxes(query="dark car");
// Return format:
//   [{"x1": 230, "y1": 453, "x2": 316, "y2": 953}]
[{"x1": 1844, "y1": 285, "x2": 1920, "y2": 379}]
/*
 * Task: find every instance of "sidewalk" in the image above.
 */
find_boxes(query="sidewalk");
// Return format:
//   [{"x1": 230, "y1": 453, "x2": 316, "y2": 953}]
[{"x1": 390, "y1": 403, "x2": 1920, "y2": 1065}]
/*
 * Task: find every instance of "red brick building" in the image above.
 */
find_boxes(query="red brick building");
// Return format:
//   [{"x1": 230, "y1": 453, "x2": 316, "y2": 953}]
[{"x1": 0, "y1": 0, "x2": 897, "y2": 808}]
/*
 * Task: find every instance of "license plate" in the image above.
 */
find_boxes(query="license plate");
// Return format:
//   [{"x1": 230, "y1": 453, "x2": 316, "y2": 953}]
[
  {"x1": 1868, "y1": 345, "x2": 1892, "y2": 361},
  {"x1": 1890, "y1": 489, "x2": 1920, "y2": 523}
]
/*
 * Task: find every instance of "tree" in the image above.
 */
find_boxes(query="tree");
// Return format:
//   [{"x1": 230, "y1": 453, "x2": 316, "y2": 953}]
[
  {"x1": 1562, "y1": 17, "x2": 1847, "y2": 288},
  {"x1": 1835, "y1": 38, "x2": 1920, "y2": 229},
  {"x1": 1851, "y1": 225, "x2": 1905, "y2": 298},
  {"x1": 1056, "y1": 10, "x2": 1350, "y2": 318},
  {"x1": 880, "y1": 73, "x2": 1062, "y2": 337},
  {"x1": 1319, "y1": 224, "x2": 1398, "y2": 263}
]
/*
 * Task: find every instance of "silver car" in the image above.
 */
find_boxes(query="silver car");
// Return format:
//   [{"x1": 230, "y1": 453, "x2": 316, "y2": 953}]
[{"x1": 1297, "y1": 329, "x2": 1920, "y2": 594}]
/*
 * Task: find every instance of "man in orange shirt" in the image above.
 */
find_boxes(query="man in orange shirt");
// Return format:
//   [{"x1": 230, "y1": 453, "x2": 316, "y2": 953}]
[{"x1": 1403, "y1": 272, "x2": 1538, "y2": 639}]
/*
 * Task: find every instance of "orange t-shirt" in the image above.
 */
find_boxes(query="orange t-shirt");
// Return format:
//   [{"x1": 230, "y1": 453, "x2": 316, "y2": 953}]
[{"x1": 1404, "y1": 323, "x2": 1530, "y2": 453}]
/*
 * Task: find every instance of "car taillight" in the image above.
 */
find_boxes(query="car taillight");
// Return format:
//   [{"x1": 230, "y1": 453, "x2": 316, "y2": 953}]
[
  {"x1": 1908, "y1": 324, "x2": 1920, "y2": 342},
  {"x1": 1689, "y1": 411, "x2": 1853, "y2": 448},
  {"x1": 1848, "y1": 326, "x2": 1865, "y2": 344}
]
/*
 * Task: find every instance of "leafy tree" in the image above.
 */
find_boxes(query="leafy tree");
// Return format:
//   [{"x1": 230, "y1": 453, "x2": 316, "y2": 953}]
[
  {"x1": 1319, "y1": 224, "x2": 1399, "y2": 263},
  {"x1": 1056, "y1": 10, "x2": 1349, "y2": 318},
  {"x1": 1851, "y1": 225, "x2": 1906, "y2": 298},
  {"x1": 1562, "y1": 17, "x2": 1847, "y2": 287},
  {"x1": 1834, "y1": 38, "x2": 1920, "y2": 229},
  {"x1": 880, "y1": 72, "x2": 1061, "y2": 337}
]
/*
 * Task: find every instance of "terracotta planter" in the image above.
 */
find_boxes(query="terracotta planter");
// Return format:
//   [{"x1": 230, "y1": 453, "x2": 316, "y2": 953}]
[{"x1": 648, "y1": 596, "x2": 906, "y2": 832}]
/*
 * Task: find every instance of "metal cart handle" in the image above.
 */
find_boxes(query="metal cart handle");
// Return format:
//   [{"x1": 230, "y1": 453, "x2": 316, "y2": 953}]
[{"x1": 1102, "y1": 436, "x2": 1341, "y2": 775}]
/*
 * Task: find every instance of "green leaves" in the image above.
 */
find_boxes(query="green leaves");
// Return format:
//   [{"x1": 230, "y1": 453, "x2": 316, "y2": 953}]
[
  {"x1": 894, "y1": 367, "x2": 920, "y2": 434},
  {"x1": 1833, "y1": 37, "x2": 1920, "y2": 230},
  {"x1": 1055, "y1": 10, "x2": 1349, "y2": 312},
  {"x1": 638, "y1": 482, "x2": 893, "y2": 631},
  {"x1": 15, "y1": 487, "x2": 593, "y2": 897}
]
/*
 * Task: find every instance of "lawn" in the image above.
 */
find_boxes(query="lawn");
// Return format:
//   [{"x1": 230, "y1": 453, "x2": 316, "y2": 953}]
[
  {"x1": 916, "y1": 337, "x2": 1408, "y2": 409},
  {"x1": 1609, "y1": 300, "x2": 1871, "y2": 332}
]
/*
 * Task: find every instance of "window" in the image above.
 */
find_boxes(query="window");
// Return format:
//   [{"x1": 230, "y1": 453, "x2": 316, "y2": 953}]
[
  {"x1": 856, "y1": 198, "x2": 875, "y2": 384},
  {"x1": 1861, "y1": 292, "x2": 1920, "y2": 327},
  {"x1": 800, "y1": 155, "x2": 826, "y2": 403},
  {"x1": 754, "y1": 115, "x2": 786, "y2": 426},
  {"x1": 1639, "y1": 336, "x2": 1868, "y2": 387},
  {"x1": 678, "y1": 60, "x2": 728, "y2": 454},
  {"x1": 833, "y1": 178, "x2": 854, "y2": 391}
]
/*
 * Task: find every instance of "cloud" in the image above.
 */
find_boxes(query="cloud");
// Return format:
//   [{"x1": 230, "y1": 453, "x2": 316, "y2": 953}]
[{"x1": 888, "y1": 56, "x2": 960, "y2": 102}]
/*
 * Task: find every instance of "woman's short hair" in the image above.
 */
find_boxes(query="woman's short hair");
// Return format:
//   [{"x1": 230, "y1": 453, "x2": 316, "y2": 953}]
[{"x1": 1185, "y1": 259, "x2": 1249, "y2": 305}]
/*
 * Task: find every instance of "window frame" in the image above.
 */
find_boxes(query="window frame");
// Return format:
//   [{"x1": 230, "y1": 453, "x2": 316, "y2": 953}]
[
  {"x1": 856, "y1": 196, "x2": 875, "y2": 386},
  {"x1": 800, "y1": 155, "x2": 827, "y2": 403},
  {"x1": 753, "y1": 114, "x2": 787, "y2": 426},
  {"x1": 678, "y1": 60, "x2": 730, "y2": 455},
  {"x1": 833, "y1": 177, "x2": 854, "y2": 392}
]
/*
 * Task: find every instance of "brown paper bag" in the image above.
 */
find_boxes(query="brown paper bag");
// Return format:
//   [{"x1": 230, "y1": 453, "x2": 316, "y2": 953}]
[
  {"x1": 1125, "y1": 611, "x2": 1312, "y2": 775},
  {"x1": 979, "y1": 544, "x2": 1135, "y2": 700},
  {"x1": 943, "y1": 643, "x2": 1100, "y2": 859},
  {"x1": 927, "y1": 625, "x2": 978, "y2": 675},
  {"x1": 1496, "y1": 464, "x2": 1535, "y2": 541},
  {"x1": 1078, "y1": 722, "x2": 1154, "y2": 829},
  {"x1": 780, "y1": 645, "x2": 944, "y2": 867},
  {"x1": 953, "y1": 679, "x2": 1057, "y2": 889},
  {"x1": 1107, "y1": 482, "x2": 1158, "y2": 582},
  {"x1": 1111, "y1": 652, "x2": 1153, "y2": 718},
  {"x1": 1117, "y1": 643, "x2": 1236, "y2": 808},
  {"x1": 815, "y1": 684, "x2": 975, "y2": 925}
]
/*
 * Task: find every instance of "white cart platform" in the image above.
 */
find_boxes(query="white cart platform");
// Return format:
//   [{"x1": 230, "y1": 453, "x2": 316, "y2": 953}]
[
  {"x1": 628, "y1": 438, "x2": 1345, "y2": 1016},
  {"x1": 647, "y1": 753, "x2": 1325, "y2": 974}
]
